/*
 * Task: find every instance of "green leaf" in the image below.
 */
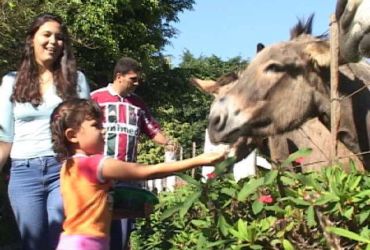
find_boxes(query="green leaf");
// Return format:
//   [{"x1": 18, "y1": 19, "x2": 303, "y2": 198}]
[
  {"x1": 250, "y1": 245, "x2": 263, "y2": 249},
  {"x1": 263, "y1": 170, "x2": 278, "y2": 185},
  {"x1": 314, "y1": 193, "x2": 340, "y2": 205},
  {"x1": 160, "y1": 203, "x2": 182, "y2": 221},
  {"x1": 196, "y1": 233, "x2": 207, "y2": 250},
  {"x1": 214, "y1": 156, "x2": 237, "y2": 174},
  {"x1": 281, "y1": 197, "x2": 311, "y2": 206},
  {"x1": 264, "y1": 205, "x2": 285, "y2": 214},
  {"x1": 280, "y1": 176, "x2": 296, "y2": 185},
  {"x1": 354, "y1": 190, "x2": 370, "y2": 199},
  {"x1": 237, "y1": 178, "x2": 264, "y2": 201},
  {"x1": 282, "y1": 148, "x2": 312, "y2": 167},
  {"x1": 175, "y1": 173, "x2": 201, "y2": 187},
  {"x1": 306, "y1": 206, "x2": 317, "y2": 227},
  {"x1": 343, "y1": 206, "x2": 354, "y2": 220},
  {"x1": 282, "y1": 239, "x2": 295, "y2": 250},
  {"x1": 259, "y1": 216, "x2": 276, "y2": 231},
  {"x1": 295, "y1": 174, "x2": 321, "y2": 190},
  {"x1": 252, "y1": 200, "x2": 264, "y2": 215},
  {"x1": 237, "y1": 219, "x2": 249, "y2": 241},
  {"x1": 207, "y1": 239, "x2": 233, "y2": 248},
  {"x1": 348, "y1": 176, "x2": 362, "y2": 191},
  {"x1": 229, "y1": 228, "x2": 242, "y2": 239},
  {"x1": 191, "y1": 219, "x2": 209, "y2": 228},
  {"x1": 221, "y1": 187, "x2": 236, "y2": 197},
  {"x1": 217, "y1": 214, "x2": 231, "y2": 237},
  {"x1": 179, "y1": 190, "x2": 201, "y2": 219},
  {"x1": 326, "y1": 227, "x2": 370, "y2": 243},
  {"x1": 358, "y1": 211, "x2": 370, "y2": 224}
]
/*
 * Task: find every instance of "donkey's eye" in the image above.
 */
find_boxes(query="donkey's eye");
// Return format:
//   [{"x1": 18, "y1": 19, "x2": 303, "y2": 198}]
[{"x1": 264, "y1": 63, "x2": 285, "y2": 73}]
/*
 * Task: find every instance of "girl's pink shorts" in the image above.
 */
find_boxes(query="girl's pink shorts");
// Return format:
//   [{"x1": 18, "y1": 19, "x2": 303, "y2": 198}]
[{"x1": 56, "y1": 234, "x2": 109, "y2": 250}]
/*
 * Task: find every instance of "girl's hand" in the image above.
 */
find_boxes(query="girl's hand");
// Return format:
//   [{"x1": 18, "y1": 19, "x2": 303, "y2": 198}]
[{"x1": 198, "y1": 150, "x2": 228, "y2": 165}]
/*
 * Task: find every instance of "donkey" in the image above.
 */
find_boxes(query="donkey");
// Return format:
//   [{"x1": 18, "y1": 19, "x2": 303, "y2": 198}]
[
  {"x1": 336, "y1": 0, "x2": 370, "y2": 62},
  {"x1": 207, "y1": 16, "x2": 370, "y2": 170},
  {"x1": 192, "y1": 74, "x2": 364, "y2": 171}
]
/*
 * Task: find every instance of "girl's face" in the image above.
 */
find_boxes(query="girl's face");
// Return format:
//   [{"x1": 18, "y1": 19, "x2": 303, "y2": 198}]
[
  {"x1": 75, "y1": 119, "x2": 105, "y2": 155},
  {"x1": 32, "y1": 20, "x2": 64, "y2": 68}
]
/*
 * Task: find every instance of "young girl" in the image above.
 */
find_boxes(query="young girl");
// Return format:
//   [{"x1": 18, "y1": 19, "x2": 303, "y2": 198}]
[{"x1": 50, "y1": 98, "x2": 226, "y2": 250}]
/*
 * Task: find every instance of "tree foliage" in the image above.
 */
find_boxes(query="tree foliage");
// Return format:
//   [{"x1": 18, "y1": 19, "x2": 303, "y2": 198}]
[{"x1": 0, "y1": 0, "x2": 194, "y2": 85}]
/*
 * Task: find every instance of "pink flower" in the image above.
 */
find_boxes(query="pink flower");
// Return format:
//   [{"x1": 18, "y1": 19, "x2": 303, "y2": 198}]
[
  {"x1": 294, "y1": 157, "x2": 304, "y2": 164},
  {"x1": 258, "y1": 195, "x2": 274, "y2": 204},
  {"x1": 206, "y1": 172, "x2": 217, "y2": 180}
]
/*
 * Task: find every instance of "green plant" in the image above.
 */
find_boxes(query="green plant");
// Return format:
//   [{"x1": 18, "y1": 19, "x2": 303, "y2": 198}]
[{"x1": 131, "y1": 149, "x2": 370, "y2": 250}]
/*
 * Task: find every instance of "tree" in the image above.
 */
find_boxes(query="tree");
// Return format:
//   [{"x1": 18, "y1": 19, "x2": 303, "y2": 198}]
[
  {"x1": 0, "y1": 0, "x2": 194, "y2": 85},
  {"x1": 137, "y1": 51, "x2": 248, "y2": 164}
]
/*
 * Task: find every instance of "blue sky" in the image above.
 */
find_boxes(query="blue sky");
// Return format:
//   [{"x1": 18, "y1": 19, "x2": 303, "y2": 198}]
[{"x1": 164, "y1": 0, "x2": 337, "y2": 65}]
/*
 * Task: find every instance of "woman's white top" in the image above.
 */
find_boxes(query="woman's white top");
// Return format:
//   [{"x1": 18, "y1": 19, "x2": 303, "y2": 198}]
[{"x1": 0, "y1": 71, "x2": 90, "y2": 159}]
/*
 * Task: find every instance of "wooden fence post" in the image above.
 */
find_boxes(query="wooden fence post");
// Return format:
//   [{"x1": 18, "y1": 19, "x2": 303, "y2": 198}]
[
  {"x1": 330, "y1": 14, "x2": 340, "y2": 164},
  {"x1": 191, "y1": 142, "x2": 196, "y2": 177}
]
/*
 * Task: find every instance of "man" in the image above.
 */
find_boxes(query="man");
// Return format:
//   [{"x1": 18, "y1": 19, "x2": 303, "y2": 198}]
[{"x1": 91, "y1": 57, "x2": 175, "y2": 250}]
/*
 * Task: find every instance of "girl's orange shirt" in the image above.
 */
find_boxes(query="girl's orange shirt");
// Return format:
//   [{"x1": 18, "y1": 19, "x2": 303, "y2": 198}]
[{"x1": 60, "y1": 154, "x2": 112, "y2": 238}]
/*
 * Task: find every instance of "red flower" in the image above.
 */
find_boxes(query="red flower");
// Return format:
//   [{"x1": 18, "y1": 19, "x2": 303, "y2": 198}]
[
  {"x1": 258, "y1": 195, "x2": 274, "y2": 204},
  {"x1": 294, "y1": 157, "x2": 304, "y2": 164},
  {"x1": 206, "y1": 172, "x2": 217, "y2": 180}
]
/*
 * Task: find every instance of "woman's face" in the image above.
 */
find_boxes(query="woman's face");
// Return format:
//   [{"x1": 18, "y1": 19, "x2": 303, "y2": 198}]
[{"x1": 32, "y1": 20, "x2": 64, "y2": 68}]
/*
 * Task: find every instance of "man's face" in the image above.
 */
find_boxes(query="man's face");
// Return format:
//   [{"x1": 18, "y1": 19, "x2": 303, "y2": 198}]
[{"x1": 117, "y1": 70, "x2": 140, "y2": 94}]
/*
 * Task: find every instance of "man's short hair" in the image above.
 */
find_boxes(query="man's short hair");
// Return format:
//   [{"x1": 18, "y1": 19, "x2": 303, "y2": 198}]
[{"x1": 113, "y1": 57, "x2": 141, "y2": 79}]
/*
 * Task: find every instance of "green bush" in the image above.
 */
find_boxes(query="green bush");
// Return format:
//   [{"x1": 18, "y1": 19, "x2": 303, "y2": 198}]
[{"x1": 131, "y1": 150, "x2": 370, "y2": 250}]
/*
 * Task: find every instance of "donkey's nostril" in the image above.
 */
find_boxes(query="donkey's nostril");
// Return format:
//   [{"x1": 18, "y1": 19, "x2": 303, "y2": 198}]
[
  {"x1": 211, "y1": 112, "x2": 228, "y2": 132},
  {"x1": 208, "y1": 96, "x2": 230, "y2": 134},
  {"x1": 234, "y1": 109, "x2": 240, "y2": 116},
  {"x1": 211, "y1": 115, "x2": 220, "y2": 127}
]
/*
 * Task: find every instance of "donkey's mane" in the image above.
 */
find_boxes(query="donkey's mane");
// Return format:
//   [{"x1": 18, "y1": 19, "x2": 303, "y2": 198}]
[
  {"x1": 290, "y1": 14, "x2": 314, "y2": 39},
  {"x1": 290, "y1": 14, "x2": 329, "y2": 41}
]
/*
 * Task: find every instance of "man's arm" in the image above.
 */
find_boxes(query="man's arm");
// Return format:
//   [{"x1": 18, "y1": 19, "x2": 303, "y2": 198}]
[
  {"x1": 151, "y1": 132, "x2": 169, "y2": 145},
  {"x1": 152, "y1": 132, "x2": 178, "y2": 152}
]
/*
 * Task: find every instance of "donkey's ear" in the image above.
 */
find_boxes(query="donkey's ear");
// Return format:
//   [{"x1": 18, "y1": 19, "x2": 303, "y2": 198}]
[
  {"x1": 189, "y1": 78, "x2": 220, "y2": 96},
  {"x1": 303, "y1": 41, "x2": 331, "y2": 67},
  {"x1": 256, "y1": 43, "x2": 265, "y2": 53}
]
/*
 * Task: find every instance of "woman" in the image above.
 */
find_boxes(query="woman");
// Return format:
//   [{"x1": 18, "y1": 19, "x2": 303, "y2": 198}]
[{"x1": 0, "y1": 13, "x2": 90, "y2": 250}]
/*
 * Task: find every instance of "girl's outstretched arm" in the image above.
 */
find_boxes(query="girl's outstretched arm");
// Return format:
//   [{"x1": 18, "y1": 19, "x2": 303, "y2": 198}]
[{"x1": 101, "y1": 150, "x2": 227, "y2": 181}]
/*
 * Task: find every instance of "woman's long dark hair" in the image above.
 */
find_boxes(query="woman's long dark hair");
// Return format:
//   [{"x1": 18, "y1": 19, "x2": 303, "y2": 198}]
[{"x1": 12, "y1": 13, "x2": 78, "y2": 106}]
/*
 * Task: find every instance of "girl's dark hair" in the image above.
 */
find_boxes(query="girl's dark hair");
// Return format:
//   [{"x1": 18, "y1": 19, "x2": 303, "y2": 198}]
[
  {"x1": 50, "y1": 98, "x2": 102, "y2": 161},
  {"x1": 12, "y1": 13, "x2": 78, "y2": 107}
]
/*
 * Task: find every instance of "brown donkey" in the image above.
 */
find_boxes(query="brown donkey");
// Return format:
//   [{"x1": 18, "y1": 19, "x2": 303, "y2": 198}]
[{"x1": 207, "y1": 16, "x2": 370, "y2": 170}]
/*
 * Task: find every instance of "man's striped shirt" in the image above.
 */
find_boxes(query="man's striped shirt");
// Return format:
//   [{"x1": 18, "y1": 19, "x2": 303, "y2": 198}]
[{"x1": 91, "y1": 84, "x2": 161, "y2": 163}]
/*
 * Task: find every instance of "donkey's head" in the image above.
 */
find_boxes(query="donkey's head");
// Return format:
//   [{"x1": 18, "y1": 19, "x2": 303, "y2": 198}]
[{"x1": 208, "y1": 16, "x2": 333, "y2": 144}]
